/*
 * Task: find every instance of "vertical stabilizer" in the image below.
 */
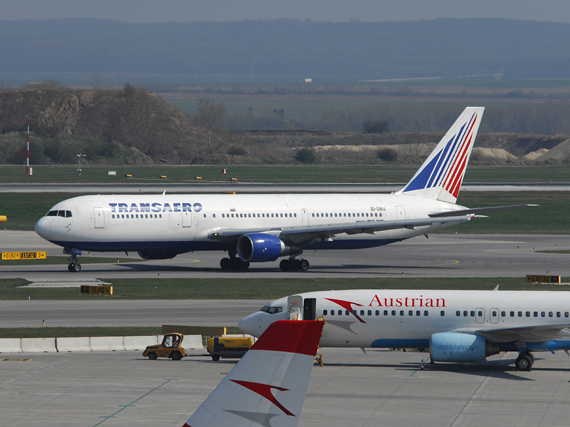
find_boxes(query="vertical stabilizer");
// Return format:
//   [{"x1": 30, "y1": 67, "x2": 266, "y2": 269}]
[
  {"x1": 397, "y1": 107, "x2": 484, "y2": 203},
  {"x1": 183, "y1": 320, "x2": 324, "y2": 427}
]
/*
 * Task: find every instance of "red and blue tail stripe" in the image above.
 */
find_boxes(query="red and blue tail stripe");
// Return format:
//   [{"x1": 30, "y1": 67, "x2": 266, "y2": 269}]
[{"x1": 398, "y1": 107, "x2": 484, "y2": 203}]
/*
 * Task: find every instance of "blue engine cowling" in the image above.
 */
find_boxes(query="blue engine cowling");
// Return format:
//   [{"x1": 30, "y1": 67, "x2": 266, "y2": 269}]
[
  {"x1": 429, "y1": 332, "x2": 499, "y2": 362},
  {"x1": 137, "y1": 251, "x2": 181, "y2": 260},
  {"x1": 237, "y1": 233, "x2": 292, "y2": 262}
]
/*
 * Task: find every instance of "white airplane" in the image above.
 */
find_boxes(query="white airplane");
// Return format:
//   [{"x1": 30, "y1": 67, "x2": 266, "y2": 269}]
[
  {"x1": 238, "y1": 289, "x2": 570, "y2": 371},
  {"x1": 34, "y1": 106, "x2": 532, "y2": 272},
  {"x1": 182, "y1": 319, "x2": 323, "y2": 427}
]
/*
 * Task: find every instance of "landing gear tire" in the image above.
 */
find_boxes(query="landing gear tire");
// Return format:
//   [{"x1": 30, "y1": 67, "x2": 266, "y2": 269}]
[
  {"x1": 68, "y1": 263, "x2": 81, "y2": 272},
  {"x1": 280, "y1": 258, "x2": 310, "y2": 272},
  {"x1": 220, "y1": 257, "x2": 249, "y2": 271},
  {"x1": 515, "y1": 353, "x2": 533, "y2": 371}
]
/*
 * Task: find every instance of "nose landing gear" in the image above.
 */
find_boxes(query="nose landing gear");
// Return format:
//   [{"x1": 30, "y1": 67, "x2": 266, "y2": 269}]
[{"x1": 64, "y1": 248, "x2": 82, "y2": 272}]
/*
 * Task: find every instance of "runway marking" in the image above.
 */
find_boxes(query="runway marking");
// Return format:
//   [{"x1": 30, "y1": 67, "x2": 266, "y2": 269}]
[
  {"x1": 93, "y1": 378, "x2": 177, "y2": 426},
  {"x1": 0, "y1": 358, "x2": 32, "y2": 362}
]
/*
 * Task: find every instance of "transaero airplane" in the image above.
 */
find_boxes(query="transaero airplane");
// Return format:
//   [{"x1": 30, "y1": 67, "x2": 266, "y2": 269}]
[
  {"x1": 238, "y1": 289, "x2": 570, "y2": 371},
  {"x1": 35, "y1": 107, "x2": 532, "y2": 272},
  {"x1": 182, "y1": 320, "x2": 323, "y2": 427}
]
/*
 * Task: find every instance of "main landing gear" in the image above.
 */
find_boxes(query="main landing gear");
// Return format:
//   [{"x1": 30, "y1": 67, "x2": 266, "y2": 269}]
[
  {"x1": 220, "y1": 250, "x2": 250, "y2": 271},
  {"x1": 515, "y1": 351, "x2": 535, "y2": 371},
  {"x1": 67, "y1": 255, "x2": 81, "y2": 272},
  {"x1": 279, "y1": 257, "x2": 310, "y2": 272}
]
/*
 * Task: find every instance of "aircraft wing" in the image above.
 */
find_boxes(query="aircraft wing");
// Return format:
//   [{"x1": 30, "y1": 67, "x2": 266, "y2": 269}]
[
  {"x1": 209, "y1": 215, "x2": 472, "y2": 243},
  {"x1": 183, "y1": 320, "x2": 323, "y2": 427},
  {"x1": 429, "y1": 204, "x2": 538, "y2": 218},
  {"x1": 455, "y1": 323, "x2": 570, "y2": 343}
]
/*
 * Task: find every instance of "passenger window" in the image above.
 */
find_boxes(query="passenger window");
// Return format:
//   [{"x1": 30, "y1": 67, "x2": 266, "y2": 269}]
[
  {"x1": 375, "y1": 310, "x2": 379, "y2": 316},
  {"x1": 368, "y1": 310, "x2": 372, "y2": 316},
  {"x1": 248, "y1": 214, "x2": 251, "y2": 217},
  {"x1": 203, "y1": 214, "x2": 206, "y2": 218},
  {"x1": 557, "y1": 312, "x2": 561, "y2": 318},
  {"x1": 400, "y1": 310, "x2": 404, "y2": 316},
  {"x1": 337, "y1": 310, "x2": 342, "y2": 315},
  {"x1": 518, "y1": 311, "x2": 523, "y2": 317},
  {"x1": 470, "y1": 311, "x2": 475, "y2": 317},
  {"x1": 526, "y1": 311, "x2": 531, "y2": 317},
  {"x1": 112, "y1": 214, "x2": 115, "y2": 218},
  {"x1": 510, "y1": 311, "x2": 515, "y2": 317},
  {"x1": 440, "y1": 311, "x2": 445, "y2": 317},
  {"x1": 330, "y1": 310, "x2": 334, "y2": 316},
  {"x1": 347, "y1": 310, "x2": 351, "y2": 315},
  {"x1": 408, "y1": 310, "x2": 413, "y2": 316},
  {"x1": 456, "y1": 311, "x2": 461, "y2": 317},
  {"x1": 534, "y1": 312, "x2": 538, "y2": 317},
  {"x1": 360, "y1": 310, "x2": 364, "y2": 315},
  {"x1": 501, "y1": 311, "x2": 506, "y2": 317},
  {"x1": 391, "y1": 310, "x2": 396, "y2": 316},
  {"x1": 383, "y1": 310, "x2": 388, "y2": 316},
  {"x1": 549, "y1": 312, "x2": 553, "y2": 317},
  {"x1": 424, "y1": 310, "x2": 429, "y2": 316},
  {"x1": 566, "y1": 312, "x2": 569, "y2": 318},
  {"x1": 323, "y1": 310, "x2": 328, "y2": 315},
  {"x1": 464, "y1": 311, "x2": 468, "y2": 317},
  {"x1": 416, "y1": 310, "x2": 420, "y2": 316}
]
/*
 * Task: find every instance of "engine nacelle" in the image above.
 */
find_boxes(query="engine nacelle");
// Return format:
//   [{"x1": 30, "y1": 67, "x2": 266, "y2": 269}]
[
  {"x1": 237, "y1": 233, "x2": 292, "y2": 262},
  {"x1": 137, "y1": 251, "x2": 180, "y2": 260},
  {"x1": 429, "y1": 332, "x2": 499, "y2": 363}
]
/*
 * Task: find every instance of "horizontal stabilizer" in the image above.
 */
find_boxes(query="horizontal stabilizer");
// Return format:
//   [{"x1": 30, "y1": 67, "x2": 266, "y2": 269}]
[{"x1": 429, "y1": 204, "x2": 539, "y2": 218}]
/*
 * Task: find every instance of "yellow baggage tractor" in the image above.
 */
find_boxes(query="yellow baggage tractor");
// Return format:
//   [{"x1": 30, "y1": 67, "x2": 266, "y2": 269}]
[
  {"x1": 207, "y1": 335, "x2": 254, "y2": 361},
  {"x1": 143, "y1": 333, "x2": 186, "y2": 360}
]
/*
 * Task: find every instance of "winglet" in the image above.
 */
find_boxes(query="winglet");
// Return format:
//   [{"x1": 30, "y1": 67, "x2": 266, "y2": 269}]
[
  {"x1": 397, "y1": 107, "x2": 484, "y2": 204},
  {"x1": 183, "y1": 320, "x2": 324, "y2": 427}
]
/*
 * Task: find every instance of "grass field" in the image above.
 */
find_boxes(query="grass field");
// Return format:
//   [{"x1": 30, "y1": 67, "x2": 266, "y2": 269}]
[
  {"x1": 7, "y1": 277, "x2": 570, "y2": 302},
  {"x1": 1, "y1": 191, "x2": 567, "y2": 234},
  {"x1": 2, "y1": 165, "x2": 570, "y2": 184}
]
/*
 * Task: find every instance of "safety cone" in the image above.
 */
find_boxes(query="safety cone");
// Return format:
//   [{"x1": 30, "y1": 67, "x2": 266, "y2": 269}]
[{"x1": 420, "y1": 359, "x2": 425, "y2": 370}]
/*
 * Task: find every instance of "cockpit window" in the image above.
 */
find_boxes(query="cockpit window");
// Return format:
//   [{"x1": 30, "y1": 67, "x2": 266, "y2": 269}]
[
  {"x1": 57, "y1": 211, "x2": 66, "y2": 217},
  {"x1": 66, "y1": 211, "x2": 72, "y2": 218},
  {"x1": 48, "y1": 210, "x2": 72, "y2": 218},
  {"x1": 260, "y1": 305, "x2": 283, "y2": 314},
  {"x1": 46, "y1": 210, "x2": 58, "y2": 216}
]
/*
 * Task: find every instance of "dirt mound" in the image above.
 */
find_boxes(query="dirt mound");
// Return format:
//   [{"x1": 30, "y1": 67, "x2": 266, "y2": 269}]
[{"x1": 532, "y1": 139, "x2": 570, "y2": 164}]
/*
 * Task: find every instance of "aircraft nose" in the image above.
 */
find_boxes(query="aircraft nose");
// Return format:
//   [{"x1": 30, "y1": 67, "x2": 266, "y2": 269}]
[
  {"x1": 238, "y1": 314, "x2": 256, "y2": 335},
  {"x1": 35, "y1": 217, "x2": 52, "y2": 240}
]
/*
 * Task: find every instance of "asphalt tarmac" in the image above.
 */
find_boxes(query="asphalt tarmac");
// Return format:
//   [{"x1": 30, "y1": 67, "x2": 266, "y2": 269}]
[{"x1": 2, "y1": 347, "x2": 570, "y2": 427}]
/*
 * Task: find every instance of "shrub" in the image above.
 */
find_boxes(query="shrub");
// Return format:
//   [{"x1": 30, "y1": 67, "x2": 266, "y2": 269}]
[
  {"x1": 294, "y1": 148, "x2": 317, "y2": 164},
  {"x1": 377, "y1": 147, "x2": 398, "y2": 162}
]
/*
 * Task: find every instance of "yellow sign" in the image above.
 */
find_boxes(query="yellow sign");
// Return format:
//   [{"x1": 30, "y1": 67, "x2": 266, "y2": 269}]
[
  {"x1": 526, "y1": 275, "x2": 561, "y2": 284},
  {"x1": 80, "y1": 285, "x2": 113, "y2": 295},
  {"x1": 2, "y1": 251, "x2": 46, "y2": 260},
  {"x1": 0, "y1": 215, "x2": 7, "y2": 222}
]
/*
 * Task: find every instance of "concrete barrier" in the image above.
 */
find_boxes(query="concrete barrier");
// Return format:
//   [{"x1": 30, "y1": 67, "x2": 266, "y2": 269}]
[
  {"x1": 21, "y1": 338, "x2": 57, "y2": 353},
  {"x1": 56, "y1": 337, "x2": 91, "y2": 353},
  {"x1": 183, "y1": 335, "x2": 204, "y2": 350},
  {"x1": 90, "y1": 336, "x2": 125, "y2": 352},
  {"x1": 124, "y1": 336, "x2": 158, "y2": 351},
  {"x1": 0, "y1": 338, "x2": 22, "y2": 353}
]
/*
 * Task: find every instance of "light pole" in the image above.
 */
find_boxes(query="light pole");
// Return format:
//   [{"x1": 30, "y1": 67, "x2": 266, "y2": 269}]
[{"x1": 77, "y1": 154, "x2": 86, "y2": 177}]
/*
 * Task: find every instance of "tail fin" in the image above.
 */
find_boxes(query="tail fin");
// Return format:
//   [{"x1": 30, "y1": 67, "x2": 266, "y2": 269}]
[
  {"x1": 397, "y1": 107, "x2": 484, "y2": 203},
  {"x1": 183, "y1": 320, "x2": 323, "y2": 427}
]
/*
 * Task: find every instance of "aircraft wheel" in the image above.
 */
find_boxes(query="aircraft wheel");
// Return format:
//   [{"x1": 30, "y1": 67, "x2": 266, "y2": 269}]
[
  {"x1": 239, "y1": 260, "x2": 250, "y2": 270},
  {"x1": 220, "y1": 258, "x2": 231, "y2": 270},
  {"x1": 515, "y1": 353, "x2": 533, "y2": 371},
  {"x1": 279, "y1": 259, "x2": 291, "y2": 272},
  {"x1": 299, "y1": 259, "x2": 310, "y2": 272},
  {"x1": 68, "y1": 263, "x2": 74, "y2": 272},
  {"x1": 148, "y1": 352, "x2": 157, "y2": 360},
  {"x1": 171, "y1": 351, "x2": 182, "y2": 361},
  {"x1": 69, "y1": 263, "x2": 81, "y2": 272},
  {"x1": 212, "y1": 354, "x2": 220, "y2": 361}
]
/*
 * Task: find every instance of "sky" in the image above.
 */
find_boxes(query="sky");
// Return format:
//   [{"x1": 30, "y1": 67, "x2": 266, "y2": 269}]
[{"x1": 1, "y1": 0, "x2": 570, "y2": 24}]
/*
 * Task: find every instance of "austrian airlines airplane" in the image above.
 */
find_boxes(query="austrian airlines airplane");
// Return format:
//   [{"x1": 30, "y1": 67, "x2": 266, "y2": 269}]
[
  {"x1": 34, "y1": 106, "x2": 530, "y2": 272},
  {"x1": 183, "y1": 320, "x2": 323, "y2": 427},
  {"x1": 238, "y1": 289, "x2": 570, "y2": 371}
]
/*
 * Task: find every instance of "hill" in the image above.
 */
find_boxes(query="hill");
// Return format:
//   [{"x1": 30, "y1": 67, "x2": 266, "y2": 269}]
[
  {"x1": 1, "y1": 87, "x2": 569, "y2": 166},
  {"x1": 0, "y1": 18, "x2": 570, "y2": 82}
]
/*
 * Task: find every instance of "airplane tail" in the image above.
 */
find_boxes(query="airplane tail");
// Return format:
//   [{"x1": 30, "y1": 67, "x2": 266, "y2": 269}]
[
  {"x1": 183, "y1": 320, "x2": 324, "y2": 427},
  {"x1": 396, "y1": 107, "x2": 484, "y2": 204}
]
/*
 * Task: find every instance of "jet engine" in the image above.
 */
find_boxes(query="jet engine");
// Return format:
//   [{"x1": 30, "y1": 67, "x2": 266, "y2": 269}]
[
  {"x1": 237, "y1": 233, "x2": 294, "y2": 262},
  {"x1": 137, "y1": 251, "x2": 181, "y2": 260},
  {"x1": 429, "y1": 332, "x2": 499, "y2": 362}
]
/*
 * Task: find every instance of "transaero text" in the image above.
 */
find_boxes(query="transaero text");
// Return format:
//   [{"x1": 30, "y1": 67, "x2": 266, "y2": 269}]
[{"x1": 108, "y1": 202, "x2": 203, "y2": 213}]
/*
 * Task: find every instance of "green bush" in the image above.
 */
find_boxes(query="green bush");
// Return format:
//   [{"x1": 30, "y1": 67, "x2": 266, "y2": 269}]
[{"x1": 294, "y1": 148, "x2": 317, "y2": 164}]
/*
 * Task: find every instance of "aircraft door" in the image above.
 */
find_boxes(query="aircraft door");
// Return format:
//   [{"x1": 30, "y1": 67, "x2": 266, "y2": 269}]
[
  {"x1": 396, "y1": 205, "x2": 406, "y2": 220},
  {"x1": 302, "y1": 208, "x2": 308, "y2": 226},
  {"x1": 303, "y1": 298, "x2": 317, "y2": 321},
  {"x1": 288, "y1": 295, "x2": 303, "y2": 320},
  {"x1": 93, "y1": 208, "x2": 105, "y2": 228},
  {"x1": 182, "y1": 211, "x2": 192, "y2": 228},
  {"x1": 475, "y1": 308, "x2": 485, "y2": 324},
  {"x1": 490, "y1": 308, "x2": 500, "y2": 324}
]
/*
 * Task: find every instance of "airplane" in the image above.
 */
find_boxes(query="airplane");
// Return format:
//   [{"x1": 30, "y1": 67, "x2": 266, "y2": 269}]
[
  {"x1": 182, "y1": 319, "x2": 323, "y2": 427},
  {"x1": 34, "y1": 106, "x2": 533, "y2": 272},
  {"x1": 238, "y1": 289, "x2": 570, "y2": 371}
]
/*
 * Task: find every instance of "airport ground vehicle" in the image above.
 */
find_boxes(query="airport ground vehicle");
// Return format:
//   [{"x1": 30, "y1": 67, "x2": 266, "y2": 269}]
[
  {"x1": 206, "y1": 335, "x2": 254, "y2": 361},
  {"x1": 143, "y1": 332, "x2": 186, "y2": 360}
]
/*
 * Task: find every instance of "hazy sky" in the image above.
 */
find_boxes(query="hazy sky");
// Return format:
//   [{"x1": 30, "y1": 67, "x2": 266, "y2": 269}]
[{"x1": 2, "y1": 0, "x2": 570, "y2": 23}]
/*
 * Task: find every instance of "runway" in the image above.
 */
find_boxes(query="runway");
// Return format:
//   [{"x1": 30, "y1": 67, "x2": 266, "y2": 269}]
[
  {"x1": 2, "y1": 347, "x2": 570, "y2": 427},
  {"x1": 1, "y1": 231, "x2": 569, "y2": 280}
]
